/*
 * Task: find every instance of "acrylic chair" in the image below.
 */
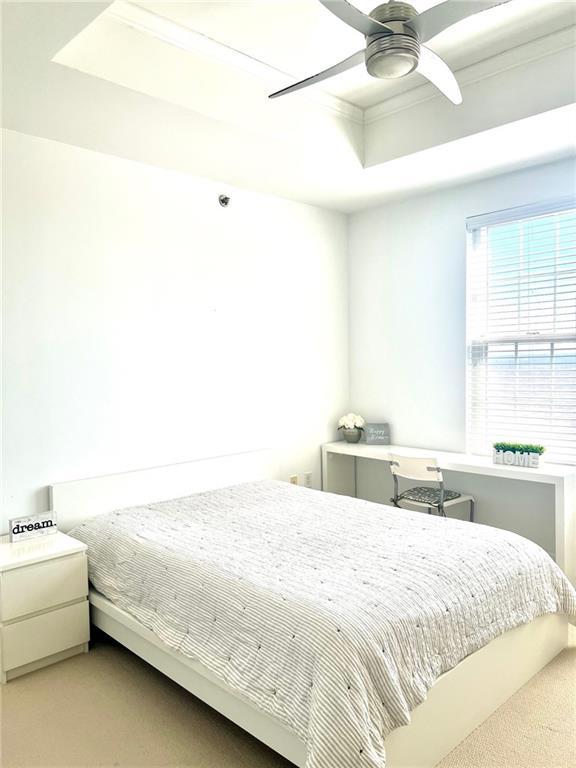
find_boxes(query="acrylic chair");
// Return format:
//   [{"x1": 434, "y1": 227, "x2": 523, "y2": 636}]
[{"x1": 388, "y1": 454, "x2": 475, "y2": 522}]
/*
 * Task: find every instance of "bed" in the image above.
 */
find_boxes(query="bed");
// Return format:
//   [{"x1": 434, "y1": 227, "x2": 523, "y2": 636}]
[{"x1": 50, "y1": 450, "x2": 576, "y2": 768}]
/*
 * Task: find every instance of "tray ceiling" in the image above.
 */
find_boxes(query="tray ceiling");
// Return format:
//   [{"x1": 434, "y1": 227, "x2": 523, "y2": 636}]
[
  {"x1": 5, "y1": 1, "x2": 574, "y2": 211},
  {"x1": 134, "y1": 0, "x2": 574, "y2": 108}
]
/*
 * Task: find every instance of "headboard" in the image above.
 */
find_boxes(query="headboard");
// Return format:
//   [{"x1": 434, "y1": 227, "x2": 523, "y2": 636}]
[{"x1": 49, "y1": 449, "x2": 276, "y2": 531}]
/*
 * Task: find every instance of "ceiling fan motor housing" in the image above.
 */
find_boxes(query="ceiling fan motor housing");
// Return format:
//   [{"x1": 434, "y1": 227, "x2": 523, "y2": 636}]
[{"x1": 366, "y1": 2, "x2": 420, "y2": 79}]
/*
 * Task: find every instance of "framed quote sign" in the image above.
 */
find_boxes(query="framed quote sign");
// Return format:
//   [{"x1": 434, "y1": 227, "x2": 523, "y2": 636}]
[{"x1": 365, "y1": 423, "x2": 391, "y2": 445}]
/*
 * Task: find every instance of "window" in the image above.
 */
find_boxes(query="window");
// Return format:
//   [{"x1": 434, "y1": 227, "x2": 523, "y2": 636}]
[{"x1": 466, "y1": 199, "x2": 576, "y2": 465}]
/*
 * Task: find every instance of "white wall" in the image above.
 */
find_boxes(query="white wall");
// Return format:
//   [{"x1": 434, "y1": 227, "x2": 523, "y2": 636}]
[
  {"x1": 2, "y1": 129, "x2": 349, "y2": 527},
  {"x1": 349, "y1": 158, "x2": 576, "y2": 451},
  {"x1": 4, "y1": 128, "x2": 574, "y2": 553}
]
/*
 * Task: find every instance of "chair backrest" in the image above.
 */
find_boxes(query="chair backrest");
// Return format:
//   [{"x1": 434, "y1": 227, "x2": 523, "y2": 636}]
[{"x1": 388, "y1": 454, "x2": 444, "y2": 483}]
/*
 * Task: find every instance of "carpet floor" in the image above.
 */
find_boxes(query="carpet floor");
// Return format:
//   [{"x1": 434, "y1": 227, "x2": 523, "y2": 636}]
[{"x1": 1, "y1": 633, "x2": 574, "y2": 768}]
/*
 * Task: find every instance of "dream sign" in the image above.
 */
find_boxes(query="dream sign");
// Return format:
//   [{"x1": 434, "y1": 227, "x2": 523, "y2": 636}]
[{"x1": 9, "y1": 513, "x2": 58, "y2": 543}]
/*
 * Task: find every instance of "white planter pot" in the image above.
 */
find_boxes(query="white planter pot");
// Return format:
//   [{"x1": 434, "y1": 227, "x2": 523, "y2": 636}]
[{"x1": 493, "y1": 449, "x2": 540, "y2": 468}]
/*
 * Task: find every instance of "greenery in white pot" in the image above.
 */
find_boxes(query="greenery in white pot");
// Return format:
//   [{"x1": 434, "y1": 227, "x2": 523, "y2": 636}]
[
  {"x1": 338, "y1": 413, "x2": 365, "y2": 443},
  {"x1": 492, "y1": 441, "x2": 545, "y2": 468}
]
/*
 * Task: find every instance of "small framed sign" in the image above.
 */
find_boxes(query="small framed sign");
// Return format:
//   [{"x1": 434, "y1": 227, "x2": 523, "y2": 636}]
[
  {"x1": 9, "y1": 513, "x2": 58, "y2": 543},
  {"x1": 365, "y1": 423, "x2": 391, "y2": 445}
]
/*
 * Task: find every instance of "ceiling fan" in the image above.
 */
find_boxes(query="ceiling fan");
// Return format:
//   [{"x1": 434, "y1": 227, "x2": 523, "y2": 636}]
[{"x1": 269, "y1": 0, "x2": 512, "y2": 105}]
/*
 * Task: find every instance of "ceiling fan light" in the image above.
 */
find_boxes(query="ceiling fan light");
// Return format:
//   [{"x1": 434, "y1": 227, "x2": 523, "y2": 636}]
[{"x1": 366, "y1": 50, "x2": 418, "y2": 78}]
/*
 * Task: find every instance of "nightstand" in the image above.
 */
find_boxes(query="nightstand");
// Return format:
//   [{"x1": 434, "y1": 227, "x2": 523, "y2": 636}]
[{"x1": 0, "y1": 531, "x2": 90, "y2": 683}]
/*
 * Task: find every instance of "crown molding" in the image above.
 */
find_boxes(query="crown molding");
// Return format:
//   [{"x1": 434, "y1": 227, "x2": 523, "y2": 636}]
[
  {"x1": 107, "y1": 1, "x2": 364, "y2": 125},
  {"x1": 363, "y1": 26, "x2": 576, "y2": 125}
]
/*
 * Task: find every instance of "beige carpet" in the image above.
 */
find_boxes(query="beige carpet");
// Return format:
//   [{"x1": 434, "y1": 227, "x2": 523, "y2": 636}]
[{"x1": 1, "y1": 633, "x2": 574, "y2": 768}]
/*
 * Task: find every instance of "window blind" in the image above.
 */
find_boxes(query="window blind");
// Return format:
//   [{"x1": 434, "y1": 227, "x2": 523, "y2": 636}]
[{"x1": 466, "y1": 199, "x2": 576, "y2": 465}]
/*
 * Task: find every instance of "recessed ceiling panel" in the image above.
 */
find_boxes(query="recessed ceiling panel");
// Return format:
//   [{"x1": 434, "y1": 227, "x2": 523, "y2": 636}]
[{"x1": 139, "y1": 0, "x2": 362, "y2": 77}]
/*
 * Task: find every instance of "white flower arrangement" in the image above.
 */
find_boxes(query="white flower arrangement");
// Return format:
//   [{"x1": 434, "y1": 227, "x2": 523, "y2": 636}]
[{"x1": 337, "y1": 413, "x2": 365, "y2": 431}]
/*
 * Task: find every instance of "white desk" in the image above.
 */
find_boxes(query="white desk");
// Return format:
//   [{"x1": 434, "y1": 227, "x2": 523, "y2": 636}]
[{"x1": 321, "y1": 442, "x2": 576, "y2": 585}]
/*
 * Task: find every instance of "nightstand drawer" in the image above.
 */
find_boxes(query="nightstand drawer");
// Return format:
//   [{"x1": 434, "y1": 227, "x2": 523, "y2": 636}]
[
  {"x1": 1, "y1": 600, "x2": 89, "y2": 671},
  {"x1": 0, "y1": 553, "x2": 87, "y2": 621}
]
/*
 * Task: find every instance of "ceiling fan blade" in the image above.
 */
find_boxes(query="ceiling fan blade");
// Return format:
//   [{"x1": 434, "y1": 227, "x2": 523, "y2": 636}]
[
  {"x1": 318, "y1": 0, "x2": 394, "y2": 37},
  {"x1": 417, "y1": 45, "x2": 462, "y2": 104},
  {"x1": 407, "y1": 1, "x2": 512, "y2": 44},
  {"x1": 269, "y1": 50, "x2": 365, "y2": 99}
]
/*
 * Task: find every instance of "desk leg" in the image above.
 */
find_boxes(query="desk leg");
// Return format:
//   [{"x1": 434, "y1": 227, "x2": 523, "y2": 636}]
[
  {"x1": 321, "y1": 450, "x2": 357, "y2": 497},
  {"x1": 321, "y1": 445, "x2": 328, "y2": 491}
]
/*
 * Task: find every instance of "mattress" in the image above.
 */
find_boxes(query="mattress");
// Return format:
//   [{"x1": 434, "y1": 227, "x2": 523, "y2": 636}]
[{"x1": 69, "y1": 480, "x2": 576, "y2": 768}]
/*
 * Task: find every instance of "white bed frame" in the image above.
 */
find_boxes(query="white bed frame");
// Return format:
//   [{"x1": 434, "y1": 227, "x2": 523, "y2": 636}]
[{"x1": 50, "y1": 450, "x2": 571, "y2": 768}]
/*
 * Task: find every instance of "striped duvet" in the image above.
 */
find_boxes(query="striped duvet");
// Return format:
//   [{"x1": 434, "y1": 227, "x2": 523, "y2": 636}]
[{"x1": 70, "y1": 480, "x2": 576, "y2": 768}]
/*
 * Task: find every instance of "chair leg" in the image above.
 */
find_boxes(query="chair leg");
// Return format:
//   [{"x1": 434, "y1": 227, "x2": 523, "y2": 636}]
[{"x1": 469, "y1": 499, "x2": 475, "y2": 523}]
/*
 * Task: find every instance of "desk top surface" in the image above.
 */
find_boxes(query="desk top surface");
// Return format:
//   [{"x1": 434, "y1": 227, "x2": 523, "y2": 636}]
[{"x1": 322, "y1": 442, "x2": 575, "y2": 483}]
